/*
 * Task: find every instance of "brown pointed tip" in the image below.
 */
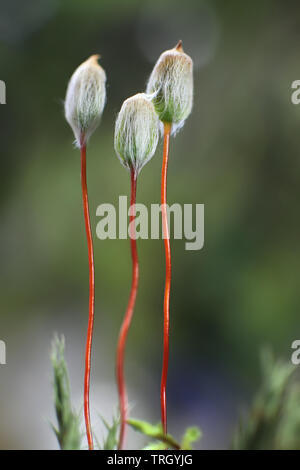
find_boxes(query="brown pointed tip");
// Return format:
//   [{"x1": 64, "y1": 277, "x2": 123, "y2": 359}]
[
  {"x1": 88, "y1": 54, "x2": 101, "y2": 65},
  {"x1": 175, "y1": 40, "x2": 183, "y2": 52}
]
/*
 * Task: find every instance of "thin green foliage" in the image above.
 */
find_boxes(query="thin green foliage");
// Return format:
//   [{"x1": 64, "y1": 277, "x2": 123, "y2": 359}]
[
  {"x1": 128, "y1": 418, "x2": 202, "y2": 450},
  {"x1": 100, "y1": 414, "x2": 120, "y2": 450},
  {"x1": 51, "y1": 335, "x2": 81, "y2": 450},
  {"x1": 50, "y1": 334, "x2": 300, "y2": 451},
  {"x1": 232, "y1": 350, "x2": 299, "y2": 450}
]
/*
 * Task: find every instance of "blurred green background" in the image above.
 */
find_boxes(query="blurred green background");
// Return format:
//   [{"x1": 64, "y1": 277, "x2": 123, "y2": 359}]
[{"x1": 1, "y1": 0, "x2": 300, "y2": 449}]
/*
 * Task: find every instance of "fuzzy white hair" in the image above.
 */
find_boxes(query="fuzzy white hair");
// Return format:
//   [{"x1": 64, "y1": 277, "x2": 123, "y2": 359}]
[
  {"x1": 114, "y1": 93, "x2": 159, "y2": 176},
  {"x1": 146, "y1": 41, "x2": 193, "y2": 135},
  {"x1": 64, "y1": 55, "x2": 106, "y2": 147}
]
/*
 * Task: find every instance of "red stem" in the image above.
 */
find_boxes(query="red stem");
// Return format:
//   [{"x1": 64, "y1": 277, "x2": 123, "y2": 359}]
[
  {"x1": 161, "y1": 122, "x2": 172, "y2": 434},
  {"x1": 116, "y1": 168, "x2": 139, "y2": 450},
  {"x1": 80, "y1": 143, "x2": 95, "y2": 450}
]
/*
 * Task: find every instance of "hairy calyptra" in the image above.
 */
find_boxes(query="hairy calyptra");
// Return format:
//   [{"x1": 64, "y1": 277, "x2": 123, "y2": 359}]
[
  {"x1": 64, "y1": 54, "x2": 106, "y2": 450},
  {"x1": 114, "y1": 92, "x2": 159, "y2": 449},
  {"x1": 115, "y1": 93, "x2": 159, "y2": 176},
  {"x1": 147, "y1": 41, "x2": 194, "y2": 434},
  {"x1": 65, "y1": 54, "x2": 106, "y2": 147},
  {"x1": 146, "y1": 40, "x2": 193, "y2": 136}
]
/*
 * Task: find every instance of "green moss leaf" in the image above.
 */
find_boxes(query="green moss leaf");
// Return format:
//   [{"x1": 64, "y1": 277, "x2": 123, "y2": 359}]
[
  {"x1": 51, "y1": 335, "x2": 81, "y2": 450},
  {"x1": 101, "y1": 415, "x2": 119, "y2": 450},
  {"x1": 128, "y1": 418, "x2": 181, "y2": 449},
  {"x1": 181, "y1": 426, "x2": 202, "y2": 450}
]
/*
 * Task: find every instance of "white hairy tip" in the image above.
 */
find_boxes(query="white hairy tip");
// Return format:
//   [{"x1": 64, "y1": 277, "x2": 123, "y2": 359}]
[
  {"x1": 114, "y1": 93, "x2": 159, "y2": 176},
  {"x1": 64, "y1": 55, "x2": 106, "y2": 147},
  {"x1": 146, "y1": 41, "x2": 193, "y2": 136}
]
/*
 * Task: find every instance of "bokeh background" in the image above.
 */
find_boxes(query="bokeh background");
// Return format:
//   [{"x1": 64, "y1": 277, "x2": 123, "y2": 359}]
[{"x1": 1, "y1": 0, "x2": 300, "y2": 449}]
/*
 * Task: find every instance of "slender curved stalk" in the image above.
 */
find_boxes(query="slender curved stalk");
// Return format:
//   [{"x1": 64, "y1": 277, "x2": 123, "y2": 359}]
[
  {"x1": 80, "y1": 142, "x2": 95, "y2": 450},
  {"x1": 161, "y1": 122, "x2": 172, "y2": 434},
  {"x1": 116, "y1": 168, "x2": 139, "y2": 450}
]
